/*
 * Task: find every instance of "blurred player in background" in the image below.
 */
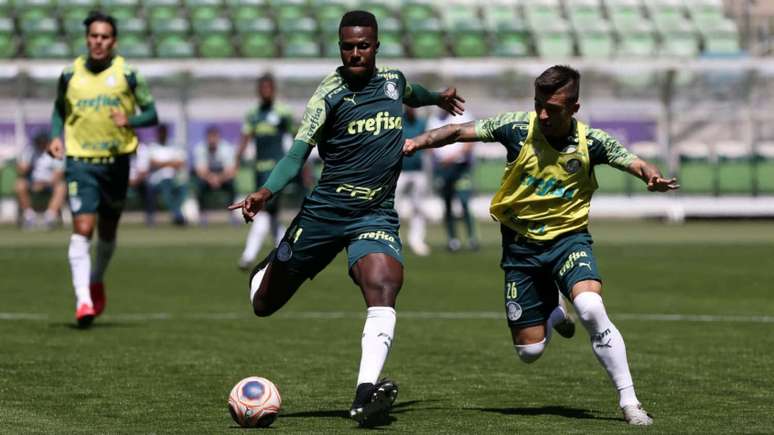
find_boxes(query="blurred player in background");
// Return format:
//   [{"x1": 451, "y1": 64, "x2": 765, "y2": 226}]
[
  {"x1": 193, "y1": 125, "x2": 237, "y2": 225},
  {"x1": 145, "y1": 124, "x2": 187, "y2": 226},
  {"x1": 404, "y1": 65, "x2": 680, "y2": 426},
  {"x1": 236, "y1": 73, "x2": 295, "y2": 270},
  {"x1": 15, "y1": 130, "x2": 66, "y2": 229},
  {"x1": 427, "y1": 108, "x2": 478, "y2": 252},
  {"x1": 230, "y1": 10, "x2": 465, "y2": 426},
  {"x1": 395, "y1": 106, "x2": 430, "y2": 256},
  {"x1": 48, "y1": 11, "x2": 158, "y2": 327}
]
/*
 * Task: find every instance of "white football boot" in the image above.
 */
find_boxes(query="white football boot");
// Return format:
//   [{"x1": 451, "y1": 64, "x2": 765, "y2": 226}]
[{"x1": 622, "y1": 403, "x2": 653, "y2": 425}]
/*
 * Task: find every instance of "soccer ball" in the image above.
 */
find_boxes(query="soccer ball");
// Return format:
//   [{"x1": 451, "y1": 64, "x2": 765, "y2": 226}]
[{"x1": 228, "y1": 376, "x2": 281, "y2": 428}]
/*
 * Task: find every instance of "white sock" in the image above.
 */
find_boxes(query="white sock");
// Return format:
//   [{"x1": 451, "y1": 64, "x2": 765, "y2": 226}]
[
  {"x1": 409, "y1": 214, "x2": 426, "y2": 245},
  {"x1": 249, "y1": 266, "x2": 267, "y2": 304},
  {"x1": 91, "y1": 239, "x2": 116, "y2": 283},
  {"x1": 356, "y1": 307, "x2": 396, "y2": 386},
  {"x1": 68, "y1": 234, "x2": 92, "y2": 307},
  {"x1": 241, "y1": 212, "x2": 270, "y2": 264},
  {"x1": 573, "y1": 292, "x2": 639, "y2": 408},
  {"x1": 545, "y1": 304, "x2": 567, "y2": 344}
]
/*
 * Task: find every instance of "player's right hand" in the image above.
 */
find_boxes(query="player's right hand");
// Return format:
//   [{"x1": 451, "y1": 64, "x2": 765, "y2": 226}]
[
  {"x1": 47, "y1": 137, "x2": 64, "y2": 159},
  {"x1": 228, "y1": 188, "x2": 272, "y2": 223}
]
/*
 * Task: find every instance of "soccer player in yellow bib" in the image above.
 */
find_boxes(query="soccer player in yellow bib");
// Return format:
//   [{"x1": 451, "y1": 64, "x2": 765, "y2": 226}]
[
  {"x1": 47, "y1": 11, "x2": 159, "y2": 328},
  {"x1": 404, "y1": 65, "x2": 679, "y2": 426}
]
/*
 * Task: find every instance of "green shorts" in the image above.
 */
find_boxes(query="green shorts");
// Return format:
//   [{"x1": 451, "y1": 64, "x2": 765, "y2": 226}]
[
  {"x1": 65, "y1": 155, "x2": 130, "y2": 219},
  {"x1": 500, "y1": 226, "x2": 601, "y2": 328},
  {"x1": 275, "y1": 204, "x2": 403, "y2": 280}
]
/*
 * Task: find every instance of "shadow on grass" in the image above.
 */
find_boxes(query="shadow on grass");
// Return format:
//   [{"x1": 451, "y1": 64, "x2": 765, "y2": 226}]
[
  {"x1": 52, "y1": 322, "x2": 142, "y2": 330},
  {"x1": 279, "y1": 400, "x2": 423, "y2": 429},
  {"x1": 473, "y1": 405, "x2": 620, "y2": 421}
]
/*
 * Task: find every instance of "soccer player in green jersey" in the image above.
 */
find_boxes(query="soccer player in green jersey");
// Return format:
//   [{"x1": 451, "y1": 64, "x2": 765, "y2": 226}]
[
  {"x1": 404, "y1": 65, "x2": 679, "y2": 426},
  {"x1": 48, "y1": 11, "x2": 158, "y2": 327},
  {"x1": 230, "y1": 10, "x2": 465, "y2": 426},
  {"x1": 236, "y1": 73, "x2": 295, "y2": 270}
]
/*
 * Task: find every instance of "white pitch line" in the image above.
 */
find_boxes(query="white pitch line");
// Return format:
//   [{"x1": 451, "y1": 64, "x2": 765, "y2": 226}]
[{"x1": 1, "y1": 311, "x2": 774, "y2": 323}]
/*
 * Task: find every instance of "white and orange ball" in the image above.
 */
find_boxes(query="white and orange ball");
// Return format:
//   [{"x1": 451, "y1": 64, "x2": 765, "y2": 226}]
[{"x1": 228, "y1": 376, "x2": 281, "y2": 428}]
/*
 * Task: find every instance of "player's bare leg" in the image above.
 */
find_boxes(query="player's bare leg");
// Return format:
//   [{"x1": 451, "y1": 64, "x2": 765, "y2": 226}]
[
  {"x1": 248, "y1": 255, "x2": 305, "y2": 317},
  {"x1": 70, "y1": 214, "x2": 97, "y2": 327},
  {"x1": 348, "y1": 253, "x2": 402, "y2": 426},
  {"x1": 571, "y1": 280, "x2": 652, "y2": 425}
]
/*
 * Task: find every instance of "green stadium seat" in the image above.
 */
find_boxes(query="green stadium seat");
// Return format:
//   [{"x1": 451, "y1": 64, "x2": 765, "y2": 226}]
[
  {"x1": 379, "y1": 31, "x2": 404, "y2": 58},
  {"x1": 274, "y1": 3, "x2": 306, "y2": 25},
  {"x1": 660, "y1": 31, "x2": 700, "y2": 57},
  {"x1": 224, "y1": 0, "x2": 264, "y2": 6},
  {"x1": 0, "y1": 33, "x2": 16, "y2": 58},
  {"x1": 716, "y1": 141, "x2": 753, "y2": 194},
  {"x1": 151, "y1": 17, "x2": 191, "y2": 36},
  {"x1": 322, "y1": 32, "x2": 339, "y2": 58},
  {"x1": 316, "y1": 2, "x2": 348, "y2": 34},
  {"x1": 58, "y1": 0, "x2": 97, "y2": 10},
  {"x1": 198, "y1": 34, "x2": 234, "y2": 57},
  {"x1": 523, "y1": 0, "x2": 563, "y2": 30},
  {"x1": 106, "y1": 6, "x2": 138, "y2": 21},
  {"x1": 577, "y1": 30, "x2": 615, "y2": 58},
  {"x1": 240, "y1": 32, "x2": 276, "y2": 57},
  {"x1": 401, "y1": 1, "x2": 436, "y2": 28},
  {"x1": 121, "y1": 17, "x2": 148, "y2": 36},
  {"x1": 0, "y1": 0, "x2": 12, "y2": 15},
  {"x1": 617, "y1": 31, "x2": 657, "y2": 57},
  {"x1": 753, "y1": 142, "x2": 774, "y2": 194},
  {"x1": 676, "y1": 142, "x2": 717, "y2": 195},
  {"x1": 283, "y1": 34, "x2": 319, "y2": 58},
  {"x1": 186, "y1": 0, "x2": 221, "y2": 13},
  {"x1": 25, "y1": 36, "x2": 70, "y2": 58},
  {"x1": 20, "y1": 17, "x2": 60, "y2": 37},
  {"x1": 233, "y1": 9, "x2": 273, "y2": 33},
  {"x1": 443, "y1": 4, "x2": 483, "y2": 33},
  {"x1": 235, "y1": 17, "x2": 274, "y2": 35},
  {"x1": 148, "y1": 6, "x2": 178, "y2": 22},
  {"x1": 566, "y1": 0, "x2": 606, "y2": 28},
  {"x1": 494, "y1": 32, "x2": 531, "y2": 57},
  {"x1": 380, "y1": 16, "x2": 402, "y2": 33},
  {"x1": 62, "y1": 9, "x2": 93, "y2": 36},
  {"x1": 534, "y1": 28, "x2": 575, "y2": 58},
  {"x1": 688, "y1": 0, "x2": 727, "y2": 28},
  {"x1": 280, "y1": 17, "x2": 317, "y2": 34},
  {"x1": 14, "y1": 0, "x2": 56, "y2": 13},
  {"x1": 408, "y1": 31, "x2": 446, "y2": 58},
  {"x1": 594, "y1": 164, "x2": 629, "y2": 194},
  {"x1": 360, "y1": 1, "x2": 395, "y2": 21},
  {"x1": 155, "y1": 35, "x2": 195, "y2": 58},
  {"x1": 69, "y1": 35, "x2": 87, "y2": 56},
  {"x1": 119, "y1": 35, "x2": 152, "y2": 57},
  {"x1": 451, "y1": 33, "x2": 488, "y2": 57},
  {"x1": 190, "y1": 6, "x2": 219, "y2": 22},
  {"x1": 701, "y1": 20, "x2": 742, "y2": 55},
  {"x1": 483, "y1": 3, "x2": 525, "y2": 33},
  {"x1": 607, "y1": 0, "x2": 653, "y2": 33},
  {"x1": 0, "y1": 17, "x2": 14, "y2": 35},
  {"x1": 192, "y1": 16, "x2": 231, "y2": 35}
]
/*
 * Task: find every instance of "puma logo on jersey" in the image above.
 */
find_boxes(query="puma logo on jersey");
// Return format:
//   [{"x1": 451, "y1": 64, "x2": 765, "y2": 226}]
[
  {"x1": 343, "y1": 95, "x2": 357, "y2": 106},
  {"x1": 346, "y1": 111, "x2": 402, "y2": 136},
  {"x1": 578, "y1": 262, "x2": 592, "y2": 270}
]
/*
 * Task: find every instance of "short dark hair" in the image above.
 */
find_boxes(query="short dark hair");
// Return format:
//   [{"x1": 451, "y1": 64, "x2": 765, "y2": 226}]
[
  {"x1": 535, "y1": 65, "x2": 580, "y2": 103},
  {"x1": 257, "y1": 73, "x2": 274, "y2": 86},
  {"x1": 83, "y1": 11, "x2": 117, "y2": 37},
  {"x1": 339, "y1": 10, "x2": 378, "y2": 36},
  {"x1": 206, "y1": 125, "x2": 220, "y2": 135}
]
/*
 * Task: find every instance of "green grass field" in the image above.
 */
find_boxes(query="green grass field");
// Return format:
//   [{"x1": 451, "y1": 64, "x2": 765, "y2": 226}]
[{"x1": 2, "y1": 220, "x2": 774, "y2": 433}]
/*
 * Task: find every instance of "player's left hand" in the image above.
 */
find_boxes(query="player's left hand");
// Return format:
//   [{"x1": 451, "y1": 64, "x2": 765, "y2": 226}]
[
  {"x1": 110, "y1": 109, "x2": 128, "y2": 127},
  {"x1": 403, "y1": 138, "x2": 420, "y2": 156},
  {"x1": 438, "y1": 88, "x2": 465, "y2": 116},
  {"x1": 647, "y1": 176, "x2": 680, "y2": 192}
]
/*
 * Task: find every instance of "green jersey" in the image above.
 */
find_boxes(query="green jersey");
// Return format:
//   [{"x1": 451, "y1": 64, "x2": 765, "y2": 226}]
[
  {"x1": 475, "y1": 112, "x2": 638, "y2": 170},
  {"x1": 241, "y1": 102, "x2": 294, "y2": 173},
  {"x1": 295, "y1": 66, "x2": 415, "y2": 213}
]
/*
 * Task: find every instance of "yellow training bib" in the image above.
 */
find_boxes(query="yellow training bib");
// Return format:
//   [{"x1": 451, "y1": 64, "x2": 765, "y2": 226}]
[
  {"x1": 489, "y1": 112, "x2": 597, "y2": 240},
  {"x1": 64, "y1": 56, "x2": 138, "y2": 157}
]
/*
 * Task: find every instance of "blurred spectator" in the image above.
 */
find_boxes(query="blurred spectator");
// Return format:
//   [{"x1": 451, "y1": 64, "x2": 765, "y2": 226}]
[
  {"x1": 15, "y1": 130, "x2": 66, "y2": 229},
  {"x1": 427, "y1": 109, "x2": 479, "y2": 252},
  {"x1": 193, "y1": 125, "x2": 237, "y2": 223},
  {"x1": 396, "y1": 106, "x2": 431, "y2": 256},
  {"x1": 128, "y1": 141, "x2": 150, "y2": 219},
  {"x1": 145, "y1": 124, "x2": 187, "y2": 226}
]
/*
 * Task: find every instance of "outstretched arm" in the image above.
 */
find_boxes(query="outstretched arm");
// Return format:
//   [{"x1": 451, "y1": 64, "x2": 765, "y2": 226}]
[
  {"x1": 626, "y1": 158, "x2": 680, "y2": 192},
  {"x1": 229, "y1": 139, "x2": 313, "y2": 222},
  {"x1": 403, "y1": 121, "x2": 480, "y2": 156},
  {"x1": 404, "y1": 83, "x2": 465, "y2": 115}
]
